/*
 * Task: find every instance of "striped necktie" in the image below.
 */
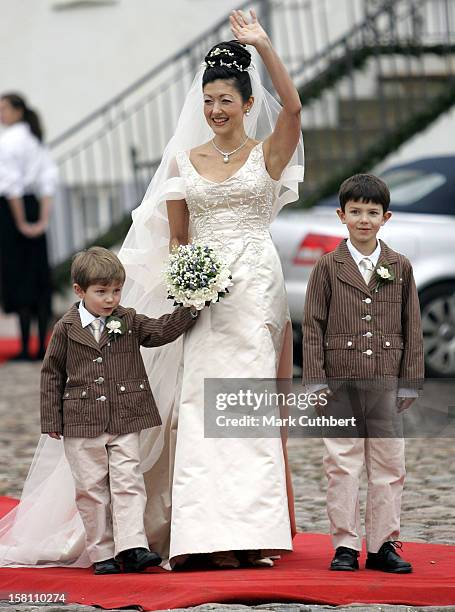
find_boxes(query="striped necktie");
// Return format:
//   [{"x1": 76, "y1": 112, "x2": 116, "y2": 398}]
[
  {"x1": 90, "y1": 318, "x2": 102, "y2": 343},
  {"x1": 359, "y1": 258, "x2": 374, "y2": 284}
]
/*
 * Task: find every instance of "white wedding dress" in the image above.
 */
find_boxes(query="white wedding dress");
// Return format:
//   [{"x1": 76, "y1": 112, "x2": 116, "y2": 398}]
[{"x1": 141, "y1": 142, "x2": 295, "y2": 567}]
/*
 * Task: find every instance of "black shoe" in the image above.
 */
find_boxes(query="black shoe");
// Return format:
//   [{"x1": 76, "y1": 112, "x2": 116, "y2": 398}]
[
  {"x1": 366, "y1": 541, "x2": 412, "y2": 573},
  {"x1": 93, "y1": 557, "x2": 122, "y2": 575},
  {"x1": 119, "y1": 547, "x2": 162, "y2": 573},
  {"x1": 9, "y1": 351, "x2": 33, "y2": 362},
  {"x1": 330, "y1": 546, "x2": 359, "y2": 571}
]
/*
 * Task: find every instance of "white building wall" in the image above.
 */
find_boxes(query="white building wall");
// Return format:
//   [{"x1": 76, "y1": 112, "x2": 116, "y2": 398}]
[{"x1": 0, "y1": 0, "x2": 239, "y2": 139}]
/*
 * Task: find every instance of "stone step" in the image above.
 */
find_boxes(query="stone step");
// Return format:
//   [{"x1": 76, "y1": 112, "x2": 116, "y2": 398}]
[
  {"x1": 303, "y1": 157, "x2": 350, "y2": 189},
  {"x1": 338, "y1": 96, "x2": 429, "y2": 128},
  {"x1": 303, "y1": 127, "x2": 382, "y2": 157},
  {"x1": 378, "y1": 74, "x2": 448, "y2": 98}
]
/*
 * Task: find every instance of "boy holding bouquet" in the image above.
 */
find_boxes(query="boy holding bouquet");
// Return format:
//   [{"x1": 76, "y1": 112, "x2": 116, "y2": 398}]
[
  {"x1": 41, "y1": 246, "x2": 198, "y2": 574},
  {"x1": 302, "y1": 174, "x2": 424, "y2": 573}
]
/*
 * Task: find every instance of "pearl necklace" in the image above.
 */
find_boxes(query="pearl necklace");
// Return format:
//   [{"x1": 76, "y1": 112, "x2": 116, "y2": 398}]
[{"x1": 211, "y1": 136, "x2": 249, "y2": 164}]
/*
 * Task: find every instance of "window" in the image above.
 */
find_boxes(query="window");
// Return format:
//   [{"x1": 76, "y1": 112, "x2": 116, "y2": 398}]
[{"x1": 385, "y1": 169, "x2": 447, "y2": 206}]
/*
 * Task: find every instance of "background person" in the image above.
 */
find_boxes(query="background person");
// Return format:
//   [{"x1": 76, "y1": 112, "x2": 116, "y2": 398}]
[{"x1": 0, "y1": 93, "x2": 58, "y2": 361}]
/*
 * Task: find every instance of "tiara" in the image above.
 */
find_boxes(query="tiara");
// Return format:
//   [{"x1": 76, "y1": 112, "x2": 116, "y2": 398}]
[{"x1": 205, "y1": 47, "x2": 247, "y2": 72}]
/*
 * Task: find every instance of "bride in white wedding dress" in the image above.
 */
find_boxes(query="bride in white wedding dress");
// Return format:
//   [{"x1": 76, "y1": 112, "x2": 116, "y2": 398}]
[
  {"x1": 140, "y1": 10, "x2": 304, "y2": 569},
  {"x1": 0, "y1": 9, "x2": 304, "y2": 570}
]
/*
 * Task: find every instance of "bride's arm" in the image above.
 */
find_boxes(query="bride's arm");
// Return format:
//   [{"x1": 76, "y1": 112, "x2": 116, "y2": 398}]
[
  {"x1": 167, "y1": 199, "x2": 189, "y2": 251},
  {"x1": 230, "y1": 9, "x2": 301, "y2": 180}
]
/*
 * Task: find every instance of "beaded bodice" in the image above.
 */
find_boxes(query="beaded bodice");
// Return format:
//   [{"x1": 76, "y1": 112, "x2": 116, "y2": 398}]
[{"x1": 176, "y1": 143, "x2": 277, "y2": 266}]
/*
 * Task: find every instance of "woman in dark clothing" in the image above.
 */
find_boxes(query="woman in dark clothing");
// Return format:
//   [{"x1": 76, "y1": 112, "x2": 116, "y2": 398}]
[{"x1": 0, "y1": 93, "x2": 58, "y2": 360}]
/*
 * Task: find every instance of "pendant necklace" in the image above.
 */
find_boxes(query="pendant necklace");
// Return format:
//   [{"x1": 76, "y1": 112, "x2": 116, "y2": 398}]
[{"x1": 212, "y1": 136, "x2": 249, "y2": 164}]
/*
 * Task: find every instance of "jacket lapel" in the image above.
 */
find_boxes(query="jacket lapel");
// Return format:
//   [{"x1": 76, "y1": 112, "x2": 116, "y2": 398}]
[
  {"x1": 98, "y1": 305, "x2": 128, "y2": 350},
  {"x1": 64, "y1": 303, "x2": 101, "y2": 352},
  {"x1": 334, "y1": 240, "x2": 372, "y2": 296}
]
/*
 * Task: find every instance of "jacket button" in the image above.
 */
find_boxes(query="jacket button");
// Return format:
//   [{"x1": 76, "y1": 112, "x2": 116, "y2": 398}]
[
  {"x1": 93, "y1": 357, "x2": 103, "y2": 363},
  {"x1": 64, "y1": 392, "x2": 69, "y2": 398},
  {"x1": 364, "y1": 332, "x2": 373, "y2": 338},
  {"x1": 385, "y1": 341, "x2": 391, "y2": 347},
  {"x1": 364, "y1": 349, "x2": 373, "y2": 356},
  {"x1": 363, "y1": 298, "x2": 372, "y2": 304},
  {"x1": 347, "y1": 341, "x2": 353, "y2": 347},
  {"x1": 97, "y1": 395, "x2": 107, "y2": 401},
  {"x1": 95, "y1": 377, "x2": 104, "y2": 384},
  {"x1": 120, "y1": 386, "x2": 126, "y2": 392},
  {"x1": 81, "y1": 391, "x2": 87, "y2": 398},
  {"x1": 139, "y1": 383, "x2": 145, "y2": 389},
  {"x1": 363, "y1": 314, "x2": 372, "y2": 322}
]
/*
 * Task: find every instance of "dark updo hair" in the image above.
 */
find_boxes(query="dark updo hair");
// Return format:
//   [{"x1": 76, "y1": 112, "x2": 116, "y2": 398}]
[
  {"x1": 1, "y1": 93, "x2": 43, "y2": 142},
  {"x1": 203, "y1": 41, "x2": 252, "y2": 103}
]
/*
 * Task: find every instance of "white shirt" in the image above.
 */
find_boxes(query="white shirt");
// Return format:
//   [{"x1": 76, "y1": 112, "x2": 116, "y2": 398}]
[
  {"x1": 78, "y1": 301, "x2": 106, "y2": 335},
  {"x1": 0, "y1": 122, "x2": 58, "y2": 198},
  {"x1": 346, "y1": 238, "x2": 381, "y2": 270}
]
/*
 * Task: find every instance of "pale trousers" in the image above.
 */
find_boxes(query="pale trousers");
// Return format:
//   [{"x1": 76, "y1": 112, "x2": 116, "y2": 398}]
[
  {"x1": 64, "y1": 432, "x2": 149, "y2": 563},
  {"x1": 323, "y1": 436, "x2": 405, "y2": 553}
]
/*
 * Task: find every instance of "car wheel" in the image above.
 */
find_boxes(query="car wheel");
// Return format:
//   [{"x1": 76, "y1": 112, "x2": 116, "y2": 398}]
[{"x1": 420, "y1": 282, "x2": 455, "y2": 378}]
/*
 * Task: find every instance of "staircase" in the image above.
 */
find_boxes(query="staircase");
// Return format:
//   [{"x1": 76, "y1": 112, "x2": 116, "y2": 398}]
[{"x1": 47, "y1": 0, "x2": 455, "y2": 287}]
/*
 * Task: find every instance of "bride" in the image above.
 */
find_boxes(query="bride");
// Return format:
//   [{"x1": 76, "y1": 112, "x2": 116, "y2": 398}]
[{"x1": 0, "y1": 10, "x2": 304, "y2": 570}]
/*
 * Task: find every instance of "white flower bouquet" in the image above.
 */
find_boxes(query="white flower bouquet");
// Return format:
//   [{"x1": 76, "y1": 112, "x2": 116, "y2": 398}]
[{"x1": 165, "y1": 244, "x2": 233, "y2": 310}]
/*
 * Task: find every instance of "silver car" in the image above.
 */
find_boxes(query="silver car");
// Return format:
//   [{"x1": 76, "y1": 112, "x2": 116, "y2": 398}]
[{"x1": 270, "y1": 156, "x2": 455, "y2": 377}]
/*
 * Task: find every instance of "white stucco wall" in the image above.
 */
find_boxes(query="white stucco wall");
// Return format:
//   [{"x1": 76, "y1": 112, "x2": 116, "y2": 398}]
[{"x1": 0, "y1": 0, "x2": 240, "y2": 139}]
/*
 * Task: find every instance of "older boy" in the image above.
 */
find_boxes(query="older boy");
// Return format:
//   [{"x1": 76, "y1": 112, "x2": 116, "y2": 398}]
[
  {"x1": 41, "y1": 247, "x2": 198, "y2": 574},
  {"x1": 302, "y1": 174, "x2": 424, "y2": 573}
]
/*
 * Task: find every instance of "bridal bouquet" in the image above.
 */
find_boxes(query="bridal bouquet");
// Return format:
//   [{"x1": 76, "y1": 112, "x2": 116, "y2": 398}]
[{"x1": 165, "y1": 244, "x2": 233, "y2": 310}]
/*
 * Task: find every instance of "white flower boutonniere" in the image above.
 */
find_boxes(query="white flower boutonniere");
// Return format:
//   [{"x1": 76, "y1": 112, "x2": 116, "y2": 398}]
[
  {"x1": 105, "y1": 316, "x2": 126, "y2": 340},
  {"x1": 374, "y1": 264, "x2": 395, "y2": 292}
]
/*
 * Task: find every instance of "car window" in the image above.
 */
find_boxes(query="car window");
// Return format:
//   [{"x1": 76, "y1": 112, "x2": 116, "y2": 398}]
[
  {"x1": 316, "y1": 164, "x2": 453, "y2": 215},
  {"x1": 384, "y1": 169, "x2": 446, "y2": 207}
]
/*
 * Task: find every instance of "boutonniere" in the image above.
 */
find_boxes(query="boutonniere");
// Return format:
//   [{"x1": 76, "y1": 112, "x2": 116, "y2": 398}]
[
  {"x1": 105, "y1": 316, "x2": 126, "y2": 340},
  {"x1": 374, "y1": 264, "x2": 395, "y2": 292}
]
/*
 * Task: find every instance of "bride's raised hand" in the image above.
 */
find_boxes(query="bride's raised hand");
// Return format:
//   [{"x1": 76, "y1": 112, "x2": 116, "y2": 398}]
[{"x1": 230, "y1": 9, "x2": 268, "y2": 47}]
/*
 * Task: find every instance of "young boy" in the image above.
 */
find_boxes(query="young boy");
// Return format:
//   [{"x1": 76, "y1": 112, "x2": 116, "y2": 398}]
[
  {"x1": 40, "y1": 246, "x2": 198, "y2": 574},
  {"x1": 302, "y1": 174, "x2": 424, "y2": 573}
]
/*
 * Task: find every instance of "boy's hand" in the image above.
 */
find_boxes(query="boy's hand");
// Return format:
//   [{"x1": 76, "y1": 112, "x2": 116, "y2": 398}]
[
  {"x1": 397, "y1": 397, "x2": 415, "y2": 413},
  {"x1": 48, "y1": 432, "x2": 62, "y2": 440},
  {"x1": 315, "y1": 387, "x2": 332, "y2": 416}
]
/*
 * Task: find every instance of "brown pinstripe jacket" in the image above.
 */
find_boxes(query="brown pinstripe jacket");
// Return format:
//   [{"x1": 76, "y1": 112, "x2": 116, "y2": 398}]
[
  {"x1": 302, "y1": 239, "x2": 424, "y2": 388},
  {"x1": 41, "y1": 303, "x2": 196, "y2": 437}
]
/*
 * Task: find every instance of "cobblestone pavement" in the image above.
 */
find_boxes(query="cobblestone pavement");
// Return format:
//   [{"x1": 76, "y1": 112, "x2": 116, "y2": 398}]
[{"x1": 0, "y1": 362, "x2": 454, "y2": 612}]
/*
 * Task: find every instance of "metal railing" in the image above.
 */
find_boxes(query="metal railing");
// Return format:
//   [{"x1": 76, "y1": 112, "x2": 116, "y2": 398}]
[
  {"x1": 47, "y1": 0, "x2": 455, "y2": 265},
  {"x1": 297, "y1": 0, "x2": 455, "y2": 201}
]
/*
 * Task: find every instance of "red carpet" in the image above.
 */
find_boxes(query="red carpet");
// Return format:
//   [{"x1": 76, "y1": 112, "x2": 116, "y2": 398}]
[
  {"x1": 1, "y1": 497, "x2": 454, "y2": 608},
  {"x1": 0, "y1": 337, "x2": 41, "y2": 363}
]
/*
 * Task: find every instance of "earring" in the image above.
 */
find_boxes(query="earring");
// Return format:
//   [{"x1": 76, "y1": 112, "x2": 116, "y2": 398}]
[{"x1": 245, "y1": 109, "x2": 251, "y2": 116}]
